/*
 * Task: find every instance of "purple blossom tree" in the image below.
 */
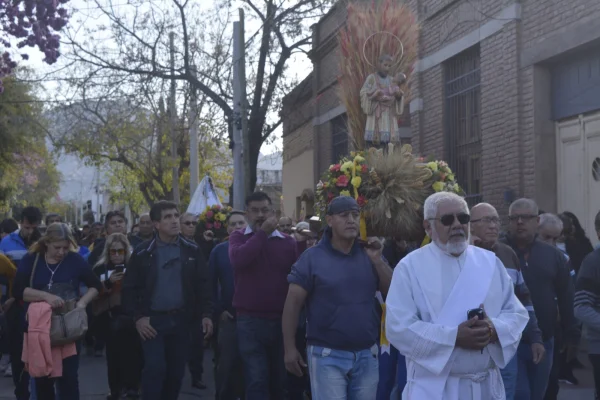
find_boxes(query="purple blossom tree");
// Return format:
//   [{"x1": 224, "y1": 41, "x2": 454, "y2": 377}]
[{"x1": 0, "y1": 0, "x2": 70, "y2": 91}]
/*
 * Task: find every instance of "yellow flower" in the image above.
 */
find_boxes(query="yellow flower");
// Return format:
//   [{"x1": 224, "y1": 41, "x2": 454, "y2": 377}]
[
  {"x1": 454, "y1": 185, "x2": 462, "y2": 194},
  {"x1": 216, "y1": 213, "x2": 226, "y2": 222},
  {"x1": 340, "y1": 190, "x2": 351, "y2": 197},
  {"x1": 426, "y1": 162, "x2": 438, "y2": 172},
  {"x1": 351, "y1": 176, "x2": 362, "y2": 188},
  {"x1": 340, "y1": 161, "x2": 354, "y2": 173},
  {"x1": 447, "y1": 173, "x2": 455, "y2": 181},
  {"x1": 353, "y1": 155, "x2": 365, "y2": 163},
  {"x1": 432, "y1": 181, "x2": 444, "y2": 192}
]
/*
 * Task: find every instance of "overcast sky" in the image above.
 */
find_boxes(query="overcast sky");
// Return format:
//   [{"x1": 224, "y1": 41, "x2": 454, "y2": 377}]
[{"x1": 17, "y1": 0, "x2": 316, "y2": 156}]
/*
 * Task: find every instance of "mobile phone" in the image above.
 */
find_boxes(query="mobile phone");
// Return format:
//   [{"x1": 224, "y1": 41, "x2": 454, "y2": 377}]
[
  {"x1": 114, "y1": 265, "x2": 125, "y2": 274},
  {"x1": 357, "y1": 239, "x2": 382, "y2": 250},
  {"x1": 467, "y1": 308, "x2": 484, "y2": 321}
]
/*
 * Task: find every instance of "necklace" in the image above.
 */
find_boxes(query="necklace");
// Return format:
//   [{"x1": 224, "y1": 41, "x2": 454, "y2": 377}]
[{"x1": 44, "y1": 255, "x2": 64, "y2": 289}]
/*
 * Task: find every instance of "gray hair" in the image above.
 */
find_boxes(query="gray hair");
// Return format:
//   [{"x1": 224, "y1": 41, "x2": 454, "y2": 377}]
[
  {"x1": 539, "y1": 213, "x2": 563, "y2": 231},
  {"x1": 179, "y1": 212, "x2": 197, "y2": 221},
  {"x1": 296, "y1": 221, "x2": 309, "y2": 231},
  {"x1": 509, "y1": 198, "x2": 538, "y2": 215},
  {"x1": 424, "y1": 192, "x2": 469, "y2": 220}
]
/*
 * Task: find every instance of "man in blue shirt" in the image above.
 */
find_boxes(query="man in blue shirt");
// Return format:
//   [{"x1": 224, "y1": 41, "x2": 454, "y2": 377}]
[
  {"x1": 210, "y1": 210, "x2": 247, "y2": 400},
  {"x1": 282, "y1": 196, "x2": 393, "y2": 400}
]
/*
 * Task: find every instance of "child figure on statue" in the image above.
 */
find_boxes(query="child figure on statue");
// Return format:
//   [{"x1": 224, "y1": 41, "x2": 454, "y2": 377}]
[{"x1": 360, "y1": 54, "x2": 406, "y2": 149}]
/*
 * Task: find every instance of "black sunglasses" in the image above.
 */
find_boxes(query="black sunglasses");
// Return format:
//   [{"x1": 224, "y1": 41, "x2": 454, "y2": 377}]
[
  {"x1": 183, "y1": 221, "x2": 198, "y2": 226},
  {"x1": 431, "y1": 213, "x2": 471, "y2": 226}
]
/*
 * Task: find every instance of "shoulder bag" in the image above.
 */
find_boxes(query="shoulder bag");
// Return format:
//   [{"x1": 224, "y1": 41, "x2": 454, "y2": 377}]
[{"x1": 30, "y1": 253, "x2": 88, "y2": 347}]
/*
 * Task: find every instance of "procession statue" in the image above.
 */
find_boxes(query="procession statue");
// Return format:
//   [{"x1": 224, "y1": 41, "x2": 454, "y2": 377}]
[{"x1": 360, "y1": 54, "x2": 406, "y2": 148}]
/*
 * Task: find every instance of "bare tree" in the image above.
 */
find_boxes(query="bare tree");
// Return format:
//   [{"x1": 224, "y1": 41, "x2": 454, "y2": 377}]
[{"x1": 58, "y1": 0, "x2": 333, "y2": 194}]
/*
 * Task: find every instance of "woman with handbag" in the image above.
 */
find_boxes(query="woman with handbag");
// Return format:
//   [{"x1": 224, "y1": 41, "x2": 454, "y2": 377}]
[
  {"x1": 13, "y1": 223, "x2": 102, "y2": 400},
  {"x1": 92, "y1": 233, "x2": 143, "y2": 399}
]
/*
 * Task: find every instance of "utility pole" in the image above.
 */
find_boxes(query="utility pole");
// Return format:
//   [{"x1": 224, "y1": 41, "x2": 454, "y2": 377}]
[
  {"x1": 169, "y1": 32, "x2": 181, "y2": 204},
  {"x1": 95, "y1": 167, "x2": 100, "y2": 222},
  {"x1": 189, "y1": 66, "x2": 200, "y2": 196},
  {"x1": 232, "y1": 9, "x2": 250, "y2": 209}
]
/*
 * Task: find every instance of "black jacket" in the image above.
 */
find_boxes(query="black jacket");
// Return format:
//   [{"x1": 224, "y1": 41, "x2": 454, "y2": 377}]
[
  {"x1": 502, "y1": 235, "x2": 578, "y2": 343},
  {"x1": 121, "y1": 235, "x2": 212, "y2": 322},
  {"x1": 88, "y1": 237, "x2": 106, "y2": 268}
]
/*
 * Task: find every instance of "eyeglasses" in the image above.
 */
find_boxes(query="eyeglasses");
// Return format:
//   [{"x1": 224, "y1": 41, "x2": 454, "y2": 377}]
[
  {"x1": 431, "y1": 213, "x2": 471, "y2": 226},
  {"x1": 471, "y1": 217, "x2": 501, "y2": 225},
  {"x1": 508, "y1": 214, "x2": 538, "y2": 223},
  {"x1": 110, "y1": 248, "x2": 126, "y2": 256},
  {"x1": 183, "y1": 221, "x2": 198, "y2": 226}
]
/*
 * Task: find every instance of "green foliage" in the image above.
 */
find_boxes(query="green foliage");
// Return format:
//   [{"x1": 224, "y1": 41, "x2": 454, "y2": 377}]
[
  {"x1": 50, "y1": 98, "x2": 232, "y2": 209},
  {"x1": 0, "y1": 75, "x2": 61, "y2": 212}
]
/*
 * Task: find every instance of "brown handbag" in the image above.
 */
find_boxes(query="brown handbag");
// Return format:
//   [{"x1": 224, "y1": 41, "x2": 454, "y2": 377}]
[{"x1": 30, "y1": 254, "x2": 89, "y2": 347}]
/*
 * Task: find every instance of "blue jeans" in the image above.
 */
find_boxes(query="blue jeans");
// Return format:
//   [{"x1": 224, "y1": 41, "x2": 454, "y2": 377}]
[
  {"x1": 515, "y1": 339, "x2": 554, "y2": 400},
  {"x1": 236, "y1": 315, "x2": 286, "y2": 400},
  {"x1": 501, "y1": 351, "x2": 518, "y2": 400},
  {"x1": 307, "y1": 344, "x2": 379, "y2": 400},
  {"x1": 141, "y1": 314, "x2": 190, "y2": 400}
]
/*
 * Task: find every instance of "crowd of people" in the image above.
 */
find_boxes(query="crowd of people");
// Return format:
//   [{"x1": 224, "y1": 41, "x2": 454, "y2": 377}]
[{"x1": 0, "y1": 190, "x2": 598, "y2": 400}]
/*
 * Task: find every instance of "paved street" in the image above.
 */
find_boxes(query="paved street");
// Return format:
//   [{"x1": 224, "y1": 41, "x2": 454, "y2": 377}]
[
  {"x1": 0, "y1": 349, "x2": 593, "y2": 399},
  {"x1": 0, "y1": 350, "x2": 216, "y2": 400}
]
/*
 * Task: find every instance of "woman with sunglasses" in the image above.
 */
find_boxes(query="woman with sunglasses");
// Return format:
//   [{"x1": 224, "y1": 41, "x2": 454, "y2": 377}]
[
  {"x1": 13, "y1": 223, "x2": 102, "y2": 399},
  {"x1": 93, "y1": 233, "x2": 143, "y2": 400}
]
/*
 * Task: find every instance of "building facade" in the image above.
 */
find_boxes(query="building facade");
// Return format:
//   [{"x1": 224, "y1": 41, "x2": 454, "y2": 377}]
[{"x1": 282, "y1": 0, "x2": 600, "y2": 244}]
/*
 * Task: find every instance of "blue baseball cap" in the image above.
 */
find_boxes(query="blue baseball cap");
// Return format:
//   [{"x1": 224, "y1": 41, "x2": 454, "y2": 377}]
[{"x1": 327, "y1": 196, "x2": 360, "y2": 215}]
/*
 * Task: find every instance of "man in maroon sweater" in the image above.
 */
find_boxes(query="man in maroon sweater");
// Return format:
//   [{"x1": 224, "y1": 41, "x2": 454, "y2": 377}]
[{"x1": 229, "y1": 191, "x2": 303, "y2": 399}]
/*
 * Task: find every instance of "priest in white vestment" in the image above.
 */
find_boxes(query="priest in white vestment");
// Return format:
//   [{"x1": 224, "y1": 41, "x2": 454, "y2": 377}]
[{"x1": 385, "y1": 192, "x2": 529, "y2": 400}]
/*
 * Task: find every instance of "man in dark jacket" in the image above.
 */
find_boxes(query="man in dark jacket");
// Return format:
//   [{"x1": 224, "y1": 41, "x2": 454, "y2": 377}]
[
  {"x1": 471, "y1": 202, "x2": 544, "y2": 400},
  {"x1": 122, "y1": 201, "x2": 213, "y2": 400},
  {"x1": 502, "y1": 198, "x2": 577, "y2": 400}
]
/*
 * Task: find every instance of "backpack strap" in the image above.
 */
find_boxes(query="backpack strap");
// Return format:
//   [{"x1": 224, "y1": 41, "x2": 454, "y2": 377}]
[{"x1": 30, "y1": 253, "x2": 39, "y2": 288}]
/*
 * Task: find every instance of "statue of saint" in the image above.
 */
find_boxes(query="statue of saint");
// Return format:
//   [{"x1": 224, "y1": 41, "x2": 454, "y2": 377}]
[{"x1": 360, "y1": 54, "x2": 406, "y2": 148}]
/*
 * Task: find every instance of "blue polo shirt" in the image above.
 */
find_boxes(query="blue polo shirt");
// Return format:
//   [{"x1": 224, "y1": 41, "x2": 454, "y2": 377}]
[{"x1": 288, "y1": 229, "x2": 379, "y2": 351}]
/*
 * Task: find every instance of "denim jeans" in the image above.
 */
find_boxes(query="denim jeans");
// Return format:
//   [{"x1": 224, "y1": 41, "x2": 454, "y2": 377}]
[
  {"x1": 141, "y1": 314, "x2": 190, "y2": 400},
  {"x1": 307, "y1": 344, "x2": 379, "y2": 400},
  {"x1": 216, "y1": 318, "x2": 244, "y2": 400},
  {"x1": 515, "y1": 339, "x2": 554, "y2": 400},
  {"x1": 236, "y1": 315, "x2": 286, "y2": 400},
  {"x1": 501, "y1": 351, "x2": 518, "y2": 400}
]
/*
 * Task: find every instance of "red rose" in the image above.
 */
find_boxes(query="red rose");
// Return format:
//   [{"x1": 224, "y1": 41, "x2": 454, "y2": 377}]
[
  {"x1": 215, "y1": 205, "x2": 222, "y2": 210},
  {"x1": 336, "y1": 175, "x2": 349, "y2": 187},
  {"x1": 206, "y1": 211, "x2": 214, "y2": 219},
  {"x1": 214, "y1": 221, "x2": 222, "y2": 229},
  {"x1": 205, "y1": 223, "x2": 213, "y2": 229},
  {"x1": 361, "y1": 164, "x2": 368, "y2": 173},
  {"x1": 357, "y1": 195, "x2": 367, "y2": 207},
  {"x1": 327, "y1": 192, "x2": 335, "y2": 202},
  {"x1": 330, "y1": 164, "x2": 341, "y2": 172}
]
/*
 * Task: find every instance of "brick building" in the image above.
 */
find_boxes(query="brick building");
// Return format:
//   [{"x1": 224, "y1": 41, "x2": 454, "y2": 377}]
[{"x1": 282, "y1": 0, "x2": 600, "y2": 243}]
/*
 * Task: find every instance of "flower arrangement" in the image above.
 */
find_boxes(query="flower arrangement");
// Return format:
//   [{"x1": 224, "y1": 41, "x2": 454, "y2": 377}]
[
  {"x1": 423, "y1": 160, "x2": 464, "y2": 195},
  {"x1": 199, "y1": 204, "x2": 233, "y2": 238},
  {"x1": 315, "y1": 152, "x2": 370, "y2": 217},
  {"x1": 315, "y1": 144, "x2": 464, "y2": 240}
]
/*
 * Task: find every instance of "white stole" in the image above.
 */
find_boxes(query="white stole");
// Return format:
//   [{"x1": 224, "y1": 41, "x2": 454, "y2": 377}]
[{"x1": 407, "y1": 245, "x2": 496, "y2": 399}]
